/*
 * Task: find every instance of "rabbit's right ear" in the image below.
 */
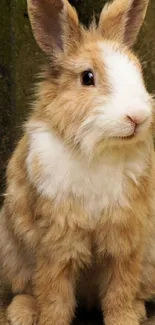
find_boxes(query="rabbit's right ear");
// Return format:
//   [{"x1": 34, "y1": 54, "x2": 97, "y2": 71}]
[{"x1": 27, "y1": 0, "x2": 81, "y2": 56}]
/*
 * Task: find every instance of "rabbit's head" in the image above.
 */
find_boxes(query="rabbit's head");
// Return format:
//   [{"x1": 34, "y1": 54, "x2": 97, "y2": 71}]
[{"x1": 28, "y1": 0, "x2": 152, "y2": 158}]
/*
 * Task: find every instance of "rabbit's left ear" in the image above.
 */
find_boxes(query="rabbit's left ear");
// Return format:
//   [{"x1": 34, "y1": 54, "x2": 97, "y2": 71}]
[{"x1": 98, "y1": 0, "x2": 149, "y2": 47}]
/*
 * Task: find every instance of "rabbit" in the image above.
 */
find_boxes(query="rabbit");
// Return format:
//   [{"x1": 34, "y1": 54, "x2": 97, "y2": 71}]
[{"x1": 0, "y1": 0, "x2": 155, "y2": 324}]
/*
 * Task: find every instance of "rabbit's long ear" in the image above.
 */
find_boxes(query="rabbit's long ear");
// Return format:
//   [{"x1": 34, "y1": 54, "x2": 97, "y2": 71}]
[
  {"x1": 98, "y1": 0, "x2": 149, "y2": 47},
  {"x1": 27, "y1": 0, "x2": 81, "y2": 56}
]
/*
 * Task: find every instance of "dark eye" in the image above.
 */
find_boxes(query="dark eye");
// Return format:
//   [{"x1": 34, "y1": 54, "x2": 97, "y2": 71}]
[{"x1": 81, "y1": 70, "x2": 95, "y2": 86}]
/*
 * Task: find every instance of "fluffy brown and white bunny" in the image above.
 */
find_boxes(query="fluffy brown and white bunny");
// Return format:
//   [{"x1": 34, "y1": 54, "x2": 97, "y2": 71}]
[{"x1": 1, "y1": 0, "x2": 155, "y2": 324}]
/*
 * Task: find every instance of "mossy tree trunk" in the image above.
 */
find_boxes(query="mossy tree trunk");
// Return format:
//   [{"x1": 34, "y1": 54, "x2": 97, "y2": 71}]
[{"x1": 0, "y1": 0, "x2": 155, "y2": 202}]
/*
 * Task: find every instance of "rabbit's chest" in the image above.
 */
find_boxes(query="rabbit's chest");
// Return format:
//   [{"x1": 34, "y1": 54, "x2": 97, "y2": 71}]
[{"x1": 27, "y1": 128, "x2": 145, "y2": 220}]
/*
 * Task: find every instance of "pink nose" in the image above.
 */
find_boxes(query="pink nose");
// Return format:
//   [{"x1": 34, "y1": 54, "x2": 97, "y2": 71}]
[{"x1": 127, "y1": 114, "x2": 147, "y2": 125}]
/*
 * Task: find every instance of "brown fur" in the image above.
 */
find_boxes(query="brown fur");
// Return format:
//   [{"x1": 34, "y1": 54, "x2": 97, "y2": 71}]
[
  {"x1": 99, "y1": 0, "x2": 149, "y2": 46},
  {"x1": 1, "y1": 0, "x2": 154, "y2": 325}
]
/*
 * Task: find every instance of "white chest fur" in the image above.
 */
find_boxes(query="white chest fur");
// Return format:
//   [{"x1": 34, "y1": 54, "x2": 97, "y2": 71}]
[{"x1": 27, "y1": 123, "x2": 148, "y2": 219}]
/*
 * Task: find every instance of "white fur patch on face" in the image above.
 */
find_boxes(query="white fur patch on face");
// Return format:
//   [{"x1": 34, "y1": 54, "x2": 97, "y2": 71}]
[
  {"x1": 77, "y1": 42, "x2": 152, "y2": 156},
  {"x1": 26, "y1": 121, "x2": 148, "y2": 222},
  {"x1": 99, "y1": 43, "x2": 151, "y2": 119}
]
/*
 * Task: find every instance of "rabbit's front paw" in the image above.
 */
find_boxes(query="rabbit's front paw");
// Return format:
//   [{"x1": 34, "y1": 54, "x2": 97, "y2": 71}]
[
  {"x1": 104, "y1": 309, "x2": 139, "y2": 325},
  {"x1": 7, "y1": 294, "x2": 38, "y2": 325}
]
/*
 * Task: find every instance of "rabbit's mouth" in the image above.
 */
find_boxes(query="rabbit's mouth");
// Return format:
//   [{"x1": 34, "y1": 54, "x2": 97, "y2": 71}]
[
  {"x1": 118, "y1": 127, "x2": 137, "y2": 140},
  {"x1": 112, "y1": 126, "x2": 149, "y2": 143},
  {"x1": 110, "y1": 133, "x2": 136, "y2": 143},
  {"x1": 113, "y1": 117, "x2": 151, "y2": 142},
  {"x1": 117, "y1": 134, "x2": 135, "y2": 140}
]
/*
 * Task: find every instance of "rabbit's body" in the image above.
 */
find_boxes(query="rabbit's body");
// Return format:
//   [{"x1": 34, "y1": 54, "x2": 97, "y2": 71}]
[
  {"x1": 1, "y1": 104, "x2": 155, "y2": 324},
  {"x1": 0, "y1": 0, "x2": 155, "y2": 324}
]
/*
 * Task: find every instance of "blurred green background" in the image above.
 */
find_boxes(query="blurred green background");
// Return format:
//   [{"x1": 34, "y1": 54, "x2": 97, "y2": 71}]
[{"x1": 0, "y1": 0, "x2": 155, "y2": 201}]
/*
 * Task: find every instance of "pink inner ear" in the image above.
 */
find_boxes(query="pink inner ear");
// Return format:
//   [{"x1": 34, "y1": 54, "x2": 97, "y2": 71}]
[
  {"x1": 28, "y1": 0, "x2": 80, "y2": 55},
  {"x1": 31, "y1": 0, "x2": 64, "y2": 9},
  {"x1": 31, "y1": 0, "x2": 39, "y2": 3}
]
